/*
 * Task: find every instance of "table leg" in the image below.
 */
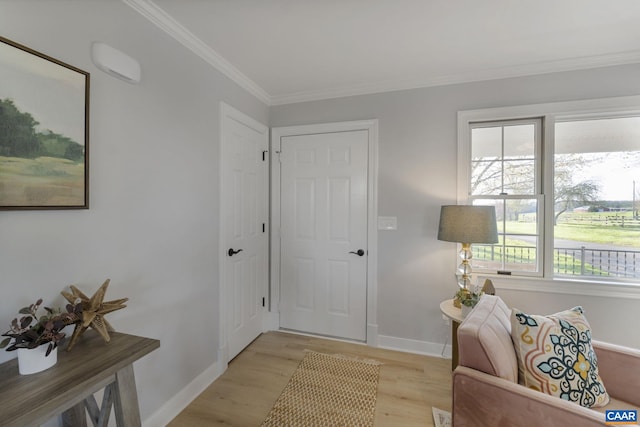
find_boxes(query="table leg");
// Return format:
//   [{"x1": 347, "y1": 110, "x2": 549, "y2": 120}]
[
  {"x1": 451, "y1": 321, "x2": 459, "y2": 370},
  {"x1": 112, "y1": 364, "x2": 142, "y2": 427},
  {"x1": 62, "y1": 402, "x2": 88, "y2": 427}
]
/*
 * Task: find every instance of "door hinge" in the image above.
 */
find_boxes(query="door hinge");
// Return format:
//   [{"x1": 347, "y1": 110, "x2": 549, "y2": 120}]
[
  {"x1": 275, "y1": 150, "x2": 281, "y2": 162},
  {"x1": 262, "y1": 297, "x2": 265, "y2": 307},
  {"x1": 262, "y1": 150, "x2": 268, "y2": 161}
]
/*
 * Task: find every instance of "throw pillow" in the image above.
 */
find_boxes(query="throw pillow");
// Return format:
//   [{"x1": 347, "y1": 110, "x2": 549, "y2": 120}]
[{"x1": 510, "y1": 306, "x2": 609, "y2": 408}]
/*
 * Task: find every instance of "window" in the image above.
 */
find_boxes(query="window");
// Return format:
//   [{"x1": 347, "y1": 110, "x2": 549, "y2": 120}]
[
  {"x1": 459, "y1": 97, "x2": 640, "y2": 284},
  {"x1": 469, "y1": 120, "x2": 543, "y2": 275},
  {"x1": 554, "y1": 116, "x2": 640, "y2": 279}
]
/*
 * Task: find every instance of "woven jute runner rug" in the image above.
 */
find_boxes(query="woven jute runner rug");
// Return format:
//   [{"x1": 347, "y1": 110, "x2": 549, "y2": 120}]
[{"x1": 261, "y1": 350, "x2": 382, "y2": 427}]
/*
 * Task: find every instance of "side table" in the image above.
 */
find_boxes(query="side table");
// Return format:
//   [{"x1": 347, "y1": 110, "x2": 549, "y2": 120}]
[
  {"x1": 439, "y1": 299, "x2": 465, "y2": 370},
  {"x1": 0, "y1": 331, "x2": 159, "y2": 427}
]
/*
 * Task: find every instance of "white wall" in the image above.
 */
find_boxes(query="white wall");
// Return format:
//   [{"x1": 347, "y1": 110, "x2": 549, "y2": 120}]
[
  {"x1": 270, "y1": 63, "x2": 640, "y2": 351},
  {"x1": 2, "y1": 1, "x2": 640, "y2": 424},
  {"x1": 0, "y1": 1, "x2": 268, "y2": 424}
]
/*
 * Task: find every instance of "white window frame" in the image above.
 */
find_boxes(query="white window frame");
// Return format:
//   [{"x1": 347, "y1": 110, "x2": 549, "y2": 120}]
[
  {"x1": 458, "y1": 94, "x2": 640, "y2": 298},
  {"x1": 469, "y1": 118, "x2": 544, "y2": 277}
]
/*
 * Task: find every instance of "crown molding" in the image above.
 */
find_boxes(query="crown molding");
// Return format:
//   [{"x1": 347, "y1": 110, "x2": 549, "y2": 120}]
[
  {"x1": 122, "y1": 0, "x2": 271, "y2": 105},
  {"x1": 122, "y1": 0, "x2": 640, "y2": 107},
  {"x1": 271, "y1": 50, "x2": 640, "y2": 105}
]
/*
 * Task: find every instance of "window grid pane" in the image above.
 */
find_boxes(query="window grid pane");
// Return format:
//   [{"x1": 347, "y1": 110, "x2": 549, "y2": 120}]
[
  {"x1": 470, "y1": 119, "x2": 542, "y2": 275},
  {"x1": 470, "y1": 121, "x2": 539, "y2": 196},
  {"x1": 471, "y1": 197, "x2": 540, "y2": 274}
]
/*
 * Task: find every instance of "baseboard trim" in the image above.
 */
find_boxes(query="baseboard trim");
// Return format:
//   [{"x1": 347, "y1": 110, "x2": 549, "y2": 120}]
[
  {"x1": 266, "y1": 311, "x2": 279, "y2": 331},
  {"x1": 366, "y1": 323, "x2": 379, "y2": 347},
  {"x1": 378, "y1": 334, "x2": 451, "y2": 359},
  {"x1": 142, "y1": 360, "x2": 222, "y2": 427}
]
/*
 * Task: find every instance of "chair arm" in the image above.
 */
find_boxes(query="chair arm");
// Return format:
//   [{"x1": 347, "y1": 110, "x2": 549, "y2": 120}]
[
  {"x1": 453, "y1": 366, "x2": 604, "y2": 427},
  {"x1": 593, "y1": 340, "x2": 640, "y2": 406}
]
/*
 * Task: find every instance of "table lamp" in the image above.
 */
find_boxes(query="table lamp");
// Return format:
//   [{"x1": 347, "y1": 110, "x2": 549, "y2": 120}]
[{"x1": 438, "y1": 205, "x2": 498, "y2": 291}]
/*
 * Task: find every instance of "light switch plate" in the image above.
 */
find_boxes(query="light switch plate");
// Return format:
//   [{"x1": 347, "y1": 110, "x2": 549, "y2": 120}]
[{"x1": 378, "y1": 216, "x2": 397, "y2": 230}]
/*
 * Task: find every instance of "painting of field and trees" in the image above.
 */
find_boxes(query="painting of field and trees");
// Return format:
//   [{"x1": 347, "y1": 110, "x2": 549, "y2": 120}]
[{"x1": 0, "y1": 36, "x2": 89, "y2": 210}]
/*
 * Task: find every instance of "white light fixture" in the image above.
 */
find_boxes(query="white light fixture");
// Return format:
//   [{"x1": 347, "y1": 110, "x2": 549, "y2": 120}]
[{"x1": 91, "y1": 42, "x2": 141, "y2": 84}]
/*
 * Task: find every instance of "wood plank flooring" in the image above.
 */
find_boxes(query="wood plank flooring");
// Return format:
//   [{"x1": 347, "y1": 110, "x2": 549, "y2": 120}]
[{"x1": 168, "y1": 331, "x2": 452, "y2": 426}]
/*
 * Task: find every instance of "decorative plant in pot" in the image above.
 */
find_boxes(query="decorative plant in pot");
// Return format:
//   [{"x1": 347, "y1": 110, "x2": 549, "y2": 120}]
[
  {"x1": 0, "y1": 298, "x2": 79, "y2": 374},
  {"x1": 455, "y1": 288, "x2": 482, "y2": 317}
]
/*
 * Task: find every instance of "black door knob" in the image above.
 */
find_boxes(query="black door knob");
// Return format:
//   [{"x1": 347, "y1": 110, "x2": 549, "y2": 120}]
[
  {"x1": 228, "y1": 248, "x2": 243, "y2": 257},
  {"x1": 349, "y1": 249, "x2": 365, "y2": 256}
]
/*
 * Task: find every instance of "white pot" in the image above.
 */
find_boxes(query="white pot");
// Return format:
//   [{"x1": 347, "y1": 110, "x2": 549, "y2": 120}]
[
  {"x1": 461, "y1": 304, "x2": 473, "y2": 318},
  {"x1": 17, "y1": 344, "x2": 58, "y2": 375}
]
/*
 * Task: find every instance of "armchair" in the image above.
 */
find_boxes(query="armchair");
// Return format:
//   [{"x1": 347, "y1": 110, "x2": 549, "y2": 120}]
[{"x1": 452, "y1": 295, "x2": 640, "y2": 426}]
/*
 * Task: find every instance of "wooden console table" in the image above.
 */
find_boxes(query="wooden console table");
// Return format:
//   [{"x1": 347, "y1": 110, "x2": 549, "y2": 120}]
[{"x1": 0, "y1": 331, "x2": 159, "y2": 427}]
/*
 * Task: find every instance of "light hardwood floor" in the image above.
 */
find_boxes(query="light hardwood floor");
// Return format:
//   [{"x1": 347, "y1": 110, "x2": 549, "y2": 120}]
[{"x1": 168, "y1": 331, "x2": 452, "y2": 426}]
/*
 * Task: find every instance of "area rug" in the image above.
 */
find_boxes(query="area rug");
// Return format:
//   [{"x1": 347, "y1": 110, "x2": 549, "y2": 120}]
[
  {"x1": 261, "y1": 350, "x2": 382, "y2": 427},
  {"x1": 432, "y1": 407, "x2": 452, "y2": 427}
]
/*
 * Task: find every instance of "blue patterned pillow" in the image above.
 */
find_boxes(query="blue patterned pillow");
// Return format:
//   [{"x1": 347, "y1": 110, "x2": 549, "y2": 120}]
[{"x1": 510, "y1": 306, "x2": 609, "y2": 408}]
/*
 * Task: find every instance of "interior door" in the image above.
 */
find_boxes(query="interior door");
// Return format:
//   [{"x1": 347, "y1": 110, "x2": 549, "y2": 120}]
[
  {"x1": 221, "y1": 104, "x2": 268, "y2": 360},
  {"x1": 279, "y1": 130, "x2": 369, "y2": 341}
]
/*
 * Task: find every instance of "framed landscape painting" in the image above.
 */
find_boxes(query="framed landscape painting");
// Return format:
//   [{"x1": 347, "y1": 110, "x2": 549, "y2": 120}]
[{"x1": 0, "y1": 36, "x2": 89, "y2": 210}]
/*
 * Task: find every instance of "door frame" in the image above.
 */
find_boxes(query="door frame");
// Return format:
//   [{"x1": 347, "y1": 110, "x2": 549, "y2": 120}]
[
  {"x1": 270, "y1": 119, "x2": 379, "y2": 345},
  {"x1": 218, "y1": 102, "x2": 269, "y2": 369}
]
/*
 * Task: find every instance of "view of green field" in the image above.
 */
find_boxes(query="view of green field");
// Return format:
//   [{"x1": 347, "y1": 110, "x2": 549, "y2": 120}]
[
  {"x1": 502, "y1": 211, "x2": 640, "y2": 248},
  {"x1": 0, "y1": 155, "x2": 84, "y2": 206},
  {"x1": 0, "y1": 97, "x2": 86, "y2": 207},
  {"x1": 474, "y1": 210, "x2": 640, "y2": 278}
]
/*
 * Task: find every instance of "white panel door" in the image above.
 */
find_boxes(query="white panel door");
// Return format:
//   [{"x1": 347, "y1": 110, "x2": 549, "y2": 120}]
[
  {"x1": 221, "y1": 105, "x2": 268, "y2": 360},
  {"x1": 279, "y1": 130, "x2": 368, "y2": 341}
]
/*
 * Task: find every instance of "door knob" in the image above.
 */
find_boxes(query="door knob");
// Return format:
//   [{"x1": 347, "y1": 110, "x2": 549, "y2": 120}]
[
  {"x1": 228, "y1": 248, "x2": 243, "y2": 257},
  {"x1": 349, "y1": 249, "x2": 365, "y2": 256}
]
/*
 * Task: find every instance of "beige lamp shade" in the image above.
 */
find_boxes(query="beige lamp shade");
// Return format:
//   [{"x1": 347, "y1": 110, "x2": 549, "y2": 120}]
[{"x1": 438, "y1": 205, "x2": 498, "y2": 244}]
